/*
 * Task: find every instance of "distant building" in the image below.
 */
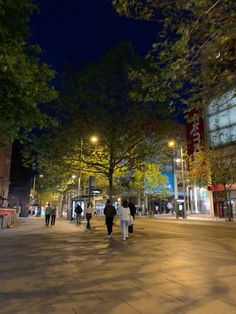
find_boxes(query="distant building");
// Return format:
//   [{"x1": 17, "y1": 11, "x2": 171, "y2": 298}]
[
  {"x1": 0, "y1": 143, "x2": 11, "y2": 207},
  {"x1": 8, "y1": 142, "x2": 31, "y2": 216}
]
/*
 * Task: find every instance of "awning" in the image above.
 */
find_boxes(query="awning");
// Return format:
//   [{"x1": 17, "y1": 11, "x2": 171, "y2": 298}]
[{"x1": 208, "y1": 184, "x2": 225, "y2": 192}]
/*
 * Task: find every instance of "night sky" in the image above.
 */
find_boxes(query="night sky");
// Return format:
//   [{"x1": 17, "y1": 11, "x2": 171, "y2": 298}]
[{"x1": 30, "y1": 0, "x2": 158, "y2": 74}]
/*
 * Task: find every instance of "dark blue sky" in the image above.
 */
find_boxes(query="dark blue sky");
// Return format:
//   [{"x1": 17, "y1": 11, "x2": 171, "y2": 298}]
[{"x1": 30, "y1": 0, "x2": 158, "y2": 74}]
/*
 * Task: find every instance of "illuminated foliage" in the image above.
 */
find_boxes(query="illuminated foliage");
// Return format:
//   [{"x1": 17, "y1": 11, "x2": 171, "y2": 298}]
[
  {"x1": 26, "y1": 44, "x2": 169, "y2": 198},
  {"x1": 132, "y1": 163, "x2": 168, "y2": 196}
]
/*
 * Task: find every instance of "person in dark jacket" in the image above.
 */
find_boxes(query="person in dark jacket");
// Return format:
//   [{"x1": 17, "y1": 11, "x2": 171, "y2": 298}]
[
  {"x1": 85, "y1": 202, "x2": 93, "y2": 230},
  {"x1": 44, "y1": 203, "x2": 52, "y2": 227},
  {"x1": 74, "y1": 204, "x2": 83, "y2": 225},
  {"x1": 128, "y1": 201, "x2": 136, "y2": 233},
  {"x1": 51, "y1": 205, "x2": 57, "y2": 226},
  {"x1": 103, "y1": 200, "x2": 116, "y2": 238}
]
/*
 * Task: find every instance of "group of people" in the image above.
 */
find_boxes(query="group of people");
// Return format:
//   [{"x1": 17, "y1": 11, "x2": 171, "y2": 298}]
[
  {"x1": 103, "y1": 199, "x2": 136, "y2": 240},
  {"x1": 74, "y1": 202, "x2": 93, "y2": 230},
  {"x1": 73, "y1": 199, "x2": 136, "y2": 240},
  {"x1": 44, "y1": 200, "x2": 136, "y2": 238},
  {"x1": 44, "y1": 203, "x2": 57, "y2": 227}
]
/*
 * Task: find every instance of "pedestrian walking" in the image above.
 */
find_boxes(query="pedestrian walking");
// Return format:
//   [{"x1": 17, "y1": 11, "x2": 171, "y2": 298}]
[
  {"x1": 51, "y1": 206, "x2": 57, "y2": 226},
  {"x1": 120, "y1": 200, "x2": 130, "y2": 240},
  {"x1": 128, "y1": 201, "x2": 136, "y2": 234},
  {"x1": 74, "y1": 203, "x2": 83, "y2": 225},
  {"x1": 103, "y1": 199, "x2": 116, "y2": 238},
  {"x1": 44, "y1": 203, "x2": 52, "y2": 227},
  {"x1": 85, "y1": 202, "x2": 93, "y2": 229}
]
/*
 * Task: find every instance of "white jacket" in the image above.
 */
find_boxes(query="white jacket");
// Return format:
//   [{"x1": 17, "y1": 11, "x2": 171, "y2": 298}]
[
  {"x1": 86, "y1": 206, "x2": 93, "y2": 214},
  {"x1": 119, "y1": 206, "x2": 130, "y2": 221}
]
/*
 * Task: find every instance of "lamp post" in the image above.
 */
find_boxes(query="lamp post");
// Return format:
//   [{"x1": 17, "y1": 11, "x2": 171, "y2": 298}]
[
  {"x1": 30, "y1": 174, "x2": 43, "y2": 216},
  {"x1": 31, "y1": 174, "x2": 43, "y2": 205},
  {"x1": 168, "y1": 141, "x2": 178, "y2": 216},
  {"x1": 31, "y1": 175, "x2": 36, "y2": 204},
  {"x1": 78, "y1": 138, "x2": 83, "y2": 205},
  {"x1": 88, "y1": 136, "x2": 98, "y2": 203},
  {"x1": 78, "y1": 135, "x2": 98, "y2": 204},
  {"x1": 180, "y1": 145, "x2": 187, "y2": 220},
  {"x1": 168, "y1": 141, "x2": 187, "y2": 220}
]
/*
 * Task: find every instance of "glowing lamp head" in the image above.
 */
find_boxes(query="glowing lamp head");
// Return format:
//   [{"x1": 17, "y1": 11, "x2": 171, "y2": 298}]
[
  {"x1": 90, "y1": 136, "x2": 98, "y2": 144},
  {"x1": 168, "y1": 140, "x2": 176, "y2": 148}
]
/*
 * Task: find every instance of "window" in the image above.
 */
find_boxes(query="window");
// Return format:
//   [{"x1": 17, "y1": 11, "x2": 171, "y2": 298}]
[{"x1": 207, "y1": 90, "x2": 236, "y2": 147}]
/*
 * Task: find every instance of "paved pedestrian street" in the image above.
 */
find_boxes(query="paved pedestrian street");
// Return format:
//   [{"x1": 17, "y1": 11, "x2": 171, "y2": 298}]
[{"x1": 1, "y1": 216, "x2": 236, "y2": 314}]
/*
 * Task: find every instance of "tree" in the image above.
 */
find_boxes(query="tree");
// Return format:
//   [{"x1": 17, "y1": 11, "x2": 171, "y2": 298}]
[
  {"x1": 60, "y1": 43, "x2": 169, "y2": 199},
  {"x1": 27, "y1": 43, "x2": 171, "y2": 200},
  {"x1": 131, "y1": 163, "x2": 168, "y2": 212},
  {"x1": 188, "y1": 146, "x2": 236, "y2": 221},
  {"x1": 112, "y1": 1, "x2": 236, "y2": 110},
  {"x1": 0, "y1": 0, "x2": 57, "y2": 144}
]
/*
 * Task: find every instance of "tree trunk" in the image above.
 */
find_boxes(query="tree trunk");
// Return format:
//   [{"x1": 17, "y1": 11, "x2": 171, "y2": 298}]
[
  {"x1": 147, "y1": 195, "x2": 151, "y2": 218},
  {"x1": 227, "y1": 188, "x2": 233, "y2": 221},
  {"x1": 224, "y1": 185, "x2": 232, "y2": 221},
  {"x1": 108, "y1": 171, "x2": 113, "y2": 201},
  {"x1": 137, "y1": 191, "x2": 141, "y2": 208}
]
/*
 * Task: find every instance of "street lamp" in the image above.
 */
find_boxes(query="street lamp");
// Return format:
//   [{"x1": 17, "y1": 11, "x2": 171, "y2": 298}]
[
  {"x1": 168, "y1": 140, "x2": 187, "y2": 219},
  {"x1": 180, "y1": 145, "x2": 187, "y2": 219},
  {"x1": 90, "y1": 136, "x2": 98, "y2": 144},
  {"x1": 77, "y1": 138, "x2": 83, "y2": 204},
  {"x1": 168, "y1": 140, "x2": 176, "y2": 149},
  {"x1": 88, "y1": 135, "x2": 98, "y2": 203},
  {"x1": 30, "y1": 173, "x2": 44, "y2": 216},
  {"x1": 168, "y1": 141, "x2": 178, "y2": 216},
  {"x1": 78, "y1": 135, "x2": 99, "y2": 204},
  {"x1": 31, "y1": 174, "x2": 44, "y2": 204}
]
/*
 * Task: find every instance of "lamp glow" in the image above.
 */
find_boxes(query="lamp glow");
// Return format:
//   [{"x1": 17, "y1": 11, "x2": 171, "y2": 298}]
[
  {"x1": 168, "y1": 140, "x2": 176, "y2": 148},
  {"x1": 90, "y1": 136, "x2": 98, "y2": 144}
]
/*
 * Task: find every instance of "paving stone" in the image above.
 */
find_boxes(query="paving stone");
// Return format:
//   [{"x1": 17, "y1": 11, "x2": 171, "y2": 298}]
[
  {"x1": 182, "y1": 298, "x2": 236, "y2": 314},
  {"x1": 1, "y1": 216, "x2": 236, "y2": 313}
]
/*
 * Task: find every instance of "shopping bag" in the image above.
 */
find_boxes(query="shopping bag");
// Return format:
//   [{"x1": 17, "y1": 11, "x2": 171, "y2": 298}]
[{"x1": 128, "y1": 215, "x2": 134, "y2": 226}]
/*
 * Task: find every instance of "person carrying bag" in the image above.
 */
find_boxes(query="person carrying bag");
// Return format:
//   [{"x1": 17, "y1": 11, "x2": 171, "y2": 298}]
[{"x1": 128, "y1": 201, "x2": 136, "y2": 233}]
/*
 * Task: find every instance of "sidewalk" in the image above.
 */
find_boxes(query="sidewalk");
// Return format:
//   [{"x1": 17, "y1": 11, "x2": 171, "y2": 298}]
[
  {"x1": 1, "y1": 216, "x2": 236, "y2": 314},
  {"x1": 153, "y1": 213, "x2": 234, "y2": 222}
]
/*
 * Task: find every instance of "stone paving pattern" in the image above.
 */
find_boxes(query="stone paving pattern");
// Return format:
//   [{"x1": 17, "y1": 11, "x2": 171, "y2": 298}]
[{"x1": 1, "y1": 216, "x2": 236, "y2": 314}]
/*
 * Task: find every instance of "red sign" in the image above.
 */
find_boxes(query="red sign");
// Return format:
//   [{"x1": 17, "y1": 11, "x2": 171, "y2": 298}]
[
  {"x1": 186, "y1": 108, "x2": 205, "y2": 156},
  {"x1": 208, "y1": 184, "x2": 236, "y2": 192},
  {"x1": 208, "y1": 184, "x2": 224, "y2": 192}
]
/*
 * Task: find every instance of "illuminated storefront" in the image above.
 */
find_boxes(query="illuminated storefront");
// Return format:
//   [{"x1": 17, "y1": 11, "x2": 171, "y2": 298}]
[
  {"x1": 186, "y1": 90, "x2": 236, "y2": 217},
  {"x1": 206, "y1": 90, "x2": 236, "y2": 218},
  {"x1": 186, "y1": 108, "x2": 213, "y2": 215}
]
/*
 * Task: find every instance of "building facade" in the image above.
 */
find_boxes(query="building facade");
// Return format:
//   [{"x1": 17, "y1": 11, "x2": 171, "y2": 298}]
[
  {"x1": 8, "y1": 142, "x2": 31, "y2": 216},
  {"x1": 186, "y1": 90, "x2": 236, "y2": 218},
  {"x1": 206, "y1": 90, "x2": 236, "y2": 218},
  {"x1": 0, "y1": 145, "x2": 11, "y2": 206}
]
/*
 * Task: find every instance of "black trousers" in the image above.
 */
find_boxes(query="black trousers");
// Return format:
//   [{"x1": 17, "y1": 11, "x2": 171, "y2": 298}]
[
  {"x1": 128, "y1": 225, "x2": 133, "y2": 233},
  {"x1": 51, "y1": 215, "x2": 56, "y2": 225},
  {"x1": 86, "y1": 213, "x2": 92, "y2": 229},
  {"x1": 45, "y1": 215, "x2": 50, "y2": 226},
  {"x1": 105, "y1": 217, "x2": 114, "y2": 235},
  {"x1": 128, "y1": 214, "x2": 135, "y2": 233}
]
